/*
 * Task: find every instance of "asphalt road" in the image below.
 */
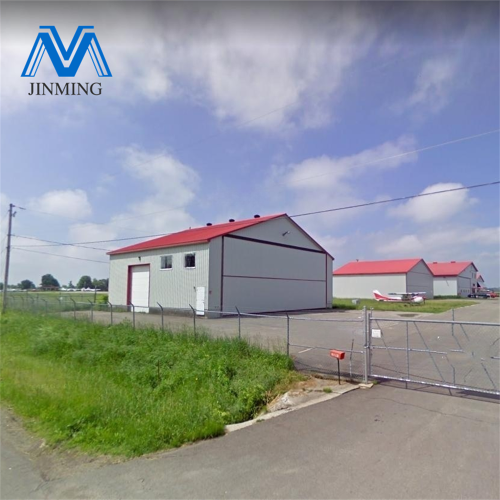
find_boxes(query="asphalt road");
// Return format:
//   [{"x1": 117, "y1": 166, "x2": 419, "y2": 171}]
[{"x1": 1, "y1": 385, "x2": 498, "y2": 499}]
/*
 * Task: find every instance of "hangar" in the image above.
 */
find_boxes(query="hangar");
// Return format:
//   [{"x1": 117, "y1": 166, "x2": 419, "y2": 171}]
[
  {"x1": 428, "y1": 261, "x2": 478, "y2": 297},
  {"x1": 332, "y1": 258, "x2": 434, "y2": 299},
  {"x1": 108, "y1": 213, "x2": 333, "y2": 315}
]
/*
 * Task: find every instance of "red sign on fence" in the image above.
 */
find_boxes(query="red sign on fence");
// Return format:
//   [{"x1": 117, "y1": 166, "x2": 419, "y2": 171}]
[{"x1": 329, "y1": 349, "x2": 345, "y2": 360}]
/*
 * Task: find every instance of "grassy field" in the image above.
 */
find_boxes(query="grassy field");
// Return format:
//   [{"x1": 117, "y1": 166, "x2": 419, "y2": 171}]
[
  {"x1": 7, "y1": 291, "x2": 109, "y2": 303},
  {"x1": 332, "y1": 298, "x2": 478, "y2": 313},
  {"x1": 0, "y1": 311, "x2": 298, "y2": 457}
]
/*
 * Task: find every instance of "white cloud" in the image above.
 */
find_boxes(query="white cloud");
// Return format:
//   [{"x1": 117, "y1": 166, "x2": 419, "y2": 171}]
[
  {"x1": 397, "y1": 57, "x2": 459, "y2": 116},
  {"x1": 267, "y1": 135, "x2": 418, "y2": 230},
  {"x1": 28, "y1": 189, "x2": 92, "y2": 220},
  {"x1": 2, "y1": 3, "x2": 377, "y2": 131},
  {"x1": 109, "y1": 145, "x2": 200, "y2": 235},
  {"x1": 376, "y1": 226, "x2": 500, "y2": 260},
  {"x1": 389, "y1": 183, "x2": 477, "y2": 224}
]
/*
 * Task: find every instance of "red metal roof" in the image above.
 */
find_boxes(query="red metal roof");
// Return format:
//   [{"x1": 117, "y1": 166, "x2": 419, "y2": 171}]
[
  {"x1": 108, "y1": 214, "x2": 286, "y2": 255},
  {"x1": 427, "y1": 261, "x2": 477, "y2": 277},
  {"x1": 333, "y1": 258, "x2": 425, "y2": 275}
]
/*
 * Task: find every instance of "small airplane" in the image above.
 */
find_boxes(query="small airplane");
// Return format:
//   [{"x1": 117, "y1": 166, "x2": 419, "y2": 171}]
[{"x1": 373, "y1": 290, "x2": 426, "y2": 304}]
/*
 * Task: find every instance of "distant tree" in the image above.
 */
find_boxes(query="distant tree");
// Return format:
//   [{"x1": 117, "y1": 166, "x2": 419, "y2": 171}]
[
  {"x1": 0, "y1": 282, "x2": 3, "y2": 291},
  {"x1": 77, "y1": 275, "x2": 93, "y2": 289},
  {"x1": 40, "y1": 274, "x2": 60, "y2": 289},
  {"x1": 68, "y1": 280, "x2": 75, "y2": 288},
  {"x1": 19, "y1": 279, "x2": 36, "y2": 290},
  {"x1": 92, "y1": 278, "x2": 109, "y2": 291}
]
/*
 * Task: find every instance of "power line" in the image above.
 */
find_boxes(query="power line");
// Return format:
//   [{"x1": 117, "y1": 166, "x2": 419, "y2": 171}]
[
  {"x1": 20, "y1": 207, "x2": 162, "y2": 235},
  {"x1": 11, "y1": 180, "x2": 499, "y2": 249},
  {"x1": 12, "y1": 247, "x2": 109, "y2": 264},
  {"x1": 30, "y1": 128, "x2": 500, "y2": 226},
  {"x1": 291, "y1": 129, "x2": 500, "y2": 184},
  {"x1": 290, "y1": 180, "x2": 500, "y2": 218},
  {"x1": 11, "y1": 234, "x2": 112, "y2": 251},
  {"x1": 15, "y1": 233, "x2": 171, "y2": 247}
]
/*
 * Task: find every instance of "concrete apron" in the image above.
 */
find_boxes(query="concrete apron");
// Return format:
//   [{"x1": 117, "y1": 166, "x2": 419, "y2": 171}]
[{"x1": 225, "y1": 379, "x2": 373, "y2": 433}]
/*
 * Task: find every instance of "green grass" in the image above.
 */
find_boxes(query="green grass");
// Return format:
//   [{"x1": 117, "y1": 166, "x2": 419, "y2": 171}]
[
  {"x1": 0, "y1": 312, "x2": 298, "y2": 457},
  {"x1": 331, "y1": 298, "x2": 478, "y2": 313}
]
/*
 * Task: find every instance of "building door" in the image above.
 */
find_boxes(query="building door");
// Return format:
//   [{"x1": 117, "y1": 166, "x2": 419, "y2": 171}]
[
  {"x1": 196, "y1": 286, "x2": 205, "y2": 316},
  {"x1": 130, "y1": 265, "x2": 150, "y2": 313}
]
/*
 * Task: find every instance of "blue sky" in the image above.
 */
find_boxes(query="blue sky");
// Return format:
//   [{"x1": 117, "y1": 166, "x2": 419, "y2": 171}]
[{"x1": 1, "y1": 1, "x2": 499, "y2": 287}]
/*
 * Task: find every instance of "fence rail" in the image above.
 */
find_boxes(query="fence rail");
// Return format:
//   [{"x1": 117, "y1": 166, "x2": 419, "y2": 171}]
[{"x1": 3, "y1": 292, "x2": 499, "y2": 395}]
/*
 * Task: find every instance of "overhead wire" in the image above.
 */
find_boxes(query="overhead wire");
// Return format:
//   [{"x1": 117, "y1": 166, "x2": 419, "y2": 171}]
[
  {"x1": 12, "y1": 247, "x2": 109, "y2": 264},
  {"x1": 291, "y1": 129, "x2": 500, "y2": 184},
  {"x1": 290, "y1": 180, "x2": 500, "y2": 218},
  {"x1": 10, "y1": 180, "x2": 499, "y2": 247},
  {"x1": 11, "y1": 234, "x2": 112, "y2": 251},
  {"x1": 23, "y1": 128, "x2": 499, "y2": 226}
]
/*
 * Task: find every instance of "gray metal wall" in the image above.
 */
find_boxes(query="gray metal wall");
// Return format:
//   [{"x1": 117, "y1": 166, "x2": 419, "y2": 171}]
[
  {"x1": 333, "y1": 274, "x2": 406, "y2": 299},
  {"x1": 406, "y1": 261, "x2": 434, "y2": 298},
  {"x1": 220, "y1": 236, "x2": 330, "y2": 313},
  {"x1": 108, "y1": 243, "x2": 210, "y2": 308}
]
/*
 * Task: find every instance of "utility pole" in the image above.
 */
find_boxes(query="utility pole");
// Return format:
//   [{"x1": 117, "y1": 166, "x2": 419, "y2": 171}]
[{"x1": 2, "y1": 203, "x2": 15, "y2": 313}]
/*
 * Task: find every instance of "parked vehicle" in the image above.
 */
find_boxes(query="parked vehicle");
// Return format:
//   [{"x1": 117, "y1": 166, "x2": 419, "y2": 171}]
[{"x1": 468, "y1": 290, "x2": 497, "y2": 299}]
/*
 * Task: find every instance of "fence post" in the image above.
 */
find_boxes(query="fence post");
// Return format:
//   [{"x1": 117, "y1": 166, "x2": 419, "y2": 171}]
[
  {"x1": 406, "y1": 320, "x2": 410, "y2": 388},
  {"x1": 88, "y1": 300, "x2": 94, "y2": 323},
  {"x1": 157, "y1": 303, "x2": 164, "y2": 332},
  {"x1": 235, "y1": 306, "x2": 241, "y2": 340},
  {"x1": 286, "y1": 313, "x2": 290, "y2": 356},
  {"x1": 70, "y1": 298, "x2": 77, "y2": 320},
  {"x1": 130, "y1": 303, "x2": 136, "y2": 329},
  {"x1": 189, "y1": 304, "x2": 196, "y2": 335},
  {"x1": 451, "y1": 308, "x2": 455, "y2": 338},
  {"x1": 41, "y1": 298, "x2": 48, "y2": 314},
  {"x1": 20, "y1": 295, "x2": 25, "y2": 310},
  {"x1": 108, "y1": 302, "x2": 113, "y2": 325},
  {"x1": 363, "y1": 306, "x2": 369, "y2": 383}
]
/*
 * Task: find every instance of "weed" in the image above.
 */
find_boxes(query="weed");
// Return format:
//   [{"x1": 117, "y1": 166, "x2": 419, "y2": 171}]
[{"x1": 0, "y1": 311, "x2": 299, "y2": 457}]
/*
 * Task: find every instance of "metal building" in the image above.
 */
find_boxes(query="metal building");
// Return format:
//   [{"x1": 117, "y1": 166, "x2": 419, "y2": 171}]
[
  {"x1": 332, "y1": 259, "x2": 434, "y2": 299},
  {"x1": 428, "y1": 261, "x2": 478, "y2": 297},
  {"x1": 108, "y1": 213, "x2": 333, "y2": 315}
]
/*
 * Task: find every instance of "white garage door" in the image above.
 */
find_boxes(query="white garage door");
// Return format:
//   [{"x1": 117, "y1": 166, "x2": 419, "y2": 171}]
[{"x1": 130, "y1": 266, "x2": 150, "y2": 313}]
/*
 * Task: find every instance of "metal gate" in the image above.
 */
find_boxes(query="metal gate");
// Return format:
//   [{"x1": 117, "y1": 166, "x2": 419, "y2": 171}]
[{"x1": 367, "y1": 314, "x2": 500, "y2": 395}]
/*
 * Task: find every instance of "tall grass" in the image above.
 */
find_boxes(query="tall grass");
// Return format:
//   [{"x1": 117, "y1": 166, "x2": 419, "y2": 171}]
[{"x1": 1, "y1": 312, "x2": 298, "y2": 457}]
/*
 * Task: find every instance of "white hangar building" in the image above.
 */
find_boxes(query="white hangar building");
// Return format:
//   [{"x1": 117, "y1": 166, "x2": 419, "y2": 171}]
[
  {"x1": 332, "y1": 259, "x2": 434, "y2": 299},
  {"x1": 428, "y1": 261, "x2": 478, "y2": 297},
  {"x1": 108, "y1": 213, "x2": 333, "y2": 315}
]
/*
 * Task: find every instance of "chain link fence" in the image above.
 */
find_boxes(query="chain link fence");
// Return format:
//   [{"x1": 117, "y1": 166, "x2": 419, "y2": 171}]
[{"x1": 4, "y1": 292, "x2": 500, "y2": 394}]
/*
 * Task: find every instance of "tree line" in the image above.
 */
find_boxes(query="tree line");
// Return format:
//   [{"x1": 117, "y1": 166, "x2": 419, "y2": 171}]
[{"x1": 1, "y1": 275, "x2": 109, "y2": 291}]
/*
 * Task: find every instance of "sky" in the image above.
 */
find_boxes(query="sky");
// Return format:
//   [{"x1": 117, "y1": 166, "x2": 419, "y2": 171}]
[{"x1": 1, "y1": 1, "x2": 499, "y2": 288}]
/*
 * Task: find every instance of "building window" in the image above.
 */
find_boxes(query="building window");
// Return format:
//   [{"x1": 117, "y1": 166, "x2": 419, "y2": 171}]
[
  {"x1": 184, "y1": 253, "x2": 196, "y2": 268},
  {"x1": 160, "y1": 255, "x2": 173, "y2": 270}
]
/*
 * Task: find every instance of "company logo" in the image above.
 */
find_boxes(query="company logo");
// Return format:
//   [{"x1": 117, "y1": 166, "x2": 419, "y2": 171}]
[{"x1": 22, "y1": 26, "x2": 112, "y2": 78}]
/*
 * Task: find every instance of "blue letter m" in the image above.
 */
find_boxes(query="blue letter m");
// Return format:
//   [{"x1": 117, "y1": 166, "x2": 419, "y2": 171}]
[{"x1": 22, "y1": 26, "x2": 112, "y2": 77}]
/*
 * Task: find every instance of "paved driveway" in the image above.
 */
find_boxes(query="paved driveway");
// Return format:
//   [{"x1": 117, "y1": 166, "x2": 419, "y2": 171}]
[{"x1": 1, "y1": 385, "x2": 498, "y2": 499}]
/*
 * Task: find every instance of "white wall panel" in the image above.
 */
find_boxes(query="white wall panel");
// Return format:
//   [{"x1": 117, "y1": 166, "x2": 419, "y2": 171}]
[
  {"x1": 433, "y1": 278, "x2": 458, "y2": 296},
  {"x1": 109, "y1": 243, "x2": 209, "y2": 309}
]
